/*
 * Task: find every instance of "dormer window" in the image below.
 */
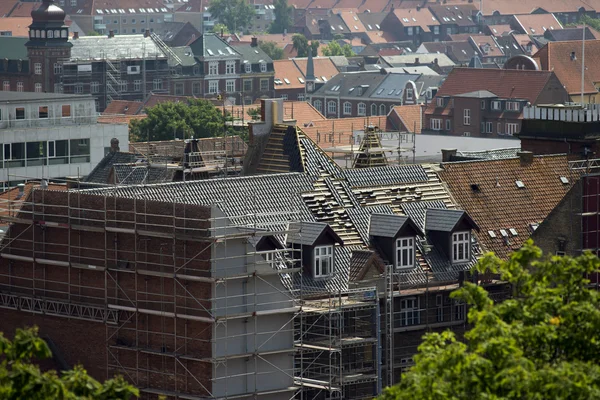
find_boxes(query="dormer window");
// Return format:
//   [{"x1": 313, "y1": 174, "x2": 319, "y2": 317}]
[
  {"x1": 245, "y1": 63, "x2": 251, "y2": 73},
  {"x1": 396, "y1": 237, "x2": 414, "y2": 269},
  {"x1": 452, "y1": 231, "x2": 470, "y2": 263},
  {"x1": 436, "y1": 97, "x2": 444, "y2": 107},
  {"x1": 314, "y1": 245, "x2": 333, "y2": 278},
  {"x1": 260, "y1": 62, "x2": 267, "y2": 72}
]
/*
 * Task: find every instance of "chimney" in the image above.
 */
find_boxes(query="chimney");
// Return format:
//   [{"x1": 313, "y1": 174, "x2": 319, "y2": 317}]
[
  {"x1": 251, "y1": 36, "x2": 258, "y2": 47},
  {"x1": 17, "y1": 183, "x2": 25, "y2": 197},
  {"x1": 414, "y1": 57, "x2": 420, "y2": 65},
  {"x1": 416, "y1": 5, "x2": 421, "y2": 10},
  {"x1": 144, "y1": 29, "x2": 150, "y2": 38},
  {"x1": 441, "y1": 148, "x2": 457, "y2": 162},
  {"x1": 108, "y1": 30, "x2": 114, "y2": 38},
  {"x1": 40, "y1": 179, "x2": 48, "y2": 189},
  {"x1": 73, "y1": 31, "x2": 79, "y2": 39},
  {"x1": 110, "y1": 138, "x2": 120, "y2": 153},
  {"x1": 517, "y1": 150, "x2": 534, "y2": 166}
]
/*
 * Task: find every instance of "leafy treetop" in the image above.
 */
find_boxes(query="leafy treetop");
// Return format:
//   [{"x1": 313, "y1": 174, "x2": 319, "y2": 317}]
[
  {"x1": 321, "y1": 41, "x2": 355, "y2": 57},
  {"x1": 207, "y1": 0, "x2": 255, "y2": 33},
  {"x1": 380, "y1": 240, "x2": 600, "y2": 400},
  {"x1": 292, "y1": 34, "x2": 319, "y2": 57},
  {"x1": 0, "y1": 326, "x2": 139, "y2": 400},
  {"x1": 268, "y1": 0, "x2": 293, "y2": 34},
  {"x1": 259, "y1": 41, "x2": 285, "y2": 60}
]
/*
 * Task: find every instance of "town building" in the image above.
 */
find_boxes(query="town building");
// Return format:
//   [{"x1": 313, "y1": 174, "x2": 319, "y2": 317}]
[
  {"x1": 428, "y1": 4, "x2": 479, "y2": 37},
  {"x1": 380, "y1": 8, "x2": 442, "y2": 46},
  {"x1": 0, "y1": 91, "x2": 128, "y2": 188},
  {"x1": 273, "y1": 56, "x2": 339, "y2": 101},
  {"x1": 423, "y1": 68, "x2": 569, "y2": 137}
]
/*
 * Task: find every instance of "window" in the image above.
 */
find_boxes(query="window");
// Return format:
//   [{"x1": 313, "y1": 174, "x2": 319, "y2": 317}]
[
  {"x1": 497, "y1": 122, "x2": 502, "y2": 134},
  {"x1": 193, "y1": 82, "x2": 201, "y2": 95},
  {"x1": 74, "y1": 83, "x2": 83, "y2": 93},
  {"x1": 314, "y1": 99, "x2": 322, "y2": 113},
  {"x1": 436, "y1": 97, "x2": 444, "y2": 107},
  {"x1": 134, "y1": 80, "x2": 141, "y2": 91},
  {"x1": 48, "y1": 30, "x2": 53, "y2": 38},
  {"x1": 90, "y1": 81, "x2": 99, "y2": 93},
  {"x1": 61, "y1": 105, "x2": 71, "y2": 117},
  {"x1": 281, "y1": 94, "x2": 288, "y2": 100},
  {"x1": 175, "y1": 83, "x2": 184, "y2": 95},
  {"x1": 208, "y1": 61, "x2": 218, "y2": 76},
  {"x1": 297, "y1": 93, "x2": 305, "y2": 101},
  {"x1": 327, "y1": 100, "x2": 337, "y2": 114},
  {"x1": 226, "y1": 60, "x2": 235, "y2": 74},
  {"x1": 17, "y1": 82, "x2": 23, "y2": 92},
  {"x1": 433, "y1": 25, "x2": 439, "y2": 35},
  {"x1": 371, "y1": 103, "x2": 377, "y2": 116},
  {"x1": 120, "y1": 80, "x2": 127, "y2": 92},
  {"x1": 380, "y1": 104, "x2": 386, "y2": 116},
  {"x1": 243, "y1": 79, "x2": 252, "y2": 92},
  {"x1": 226, "y1": 79, "x2": 235, "y2": 93},
  {"x1": 343, "y1": 101, "x2": 352, "y2": 115},
  {"x1": 70, "y1": 0, "x2": 76, "y2": 5},
  {"x1": 131, "y1": 18, "x2": 136, "y2": 24},
  {"x1": 260, "y1": 78, "x2": 269, "y2": 91},
  {"x1": 35, "y1": 83, "x2": 42, "y2": 93},
  {"x1": 399, "y1": 298, "x2": 420, "y2": 326},
  {"x1": 2, "y1": 81, "x2": 9, "y2": 91},
  {"x1": 463, "y1": 109, "x2": 471, "y2": 125},
  {"x1": 396, "y1": 237, "x2": 414, "y2": 269},
  {"x1": 506, "y1": 101, "x2": 520, "y2": 111},
  {"x1": 452, "y1": 231, "x2": 470, "y2": 263},
  {"x1": 245, "y1": 63, "x2": 252, "y2": 73},
  {"x1": 491, "y1": 100, "x2": 501, "y2": 110},
  {"x1": 486, "y1": 121, "x2": 493, "y2": 133},
  {"x1": 153, "y1": 78, "x2": 162, "y2": 90},
  {"x1": 314, "y1": 245, "x2": 333, "y2": 278},
  {"x1": 122, "y1": 19, "x2": 127, "y2": 24},
  {"x1": 454, "y1": 300, "x2": 466, "y2": 321},
  {"x1": 407, "y1": 27, "x2": 413, "y2": 36},
  {"x1": 38, "y1": 106, "x2": 49, "y2": 119},
  {"x1": 70, "y1": 138, "x2": 90, "y2": 163},
  {"x1": 54, "y1": 63, "x2": 63, "y2": 74},
  {"x1": 481, "y1": 100, "x2": 485, "y2": 110},
  {"x1": 357, "y1": 102, "x2": 366, "y2": 116},
  {"x1": 193, "y1": 65, "x2": 200, "y2": 75},
  {"x1": 430, "y1": 118, "x2": 442, "y2": 131},
  {"x1": 436, "y1": 294, "x2": 443, "y2": 322},
  {"x1": 208, "y1": 80, "x2": 219, "y2": 94},
  {"x1": 506, "y1": 123, "x2": 519, "y2": 135},
  {"x1": 15, "y1": 107, "x2": 25, "y2": 120},
  {"x1": 406, "y1": 88, "x2": 413, "y2": 100},
  {"x1": 260, "y1": 62, "x2": 267, "y2": 72},
  {"x1": 445, "y1": 119, "x2": 451, "y2": 131}
]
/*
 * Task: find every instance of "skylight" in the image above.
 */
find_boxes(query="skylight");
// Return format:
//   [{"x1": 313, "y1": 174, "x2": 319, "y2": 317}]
[
  {"x1": 298, "y1": 77, "x2": 305, "y2": 83},
  {"x1": 488, "y1": 230, "x2": 497, "y2": 238},
  {"x1": 284, "y1": 78, "x2": 290, "y2": 84},
  {"x1": 375, "y1": 24, "x2": 380, "y2": 29},
  {"x1": 515, "y1": 180, "x2": 525, "y2": 188},
  {"x1": 500, "y1": 229, "x2": 508, "y2": 237},
  {"x1": 207, "y1": 49, "x2": 214, "y2": 55},
  {"x1": 377, "y1": 88, "x2": 384, "y2": 94},
  {"x1": 560, "y1": 176, "x2": 569, "y2": 184},
  {"x1": 509, "y1": 228, "x2": 518, "y2": 236}
]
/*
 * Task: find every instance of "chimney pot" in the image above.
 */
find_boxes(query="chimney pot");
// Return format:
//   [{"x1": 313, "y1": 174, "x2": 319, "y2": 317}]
[
  {"x1": 17, "y1": 183, "x2": 25, "y2": 195},
  {"x1": 251, "y1": 36, "x2": 258, "y2": 47},
  {"x1": 73, "y1": 31, "x2": 79, "y2": 39},
  {"x1": 517, "y1": 150, "x2": 534, "y2": 166},
  {"x1": 144, "y1": 29, "x2": 150, "y2": 38},
  {"x1": 414, "y1": 57, "x2": 420, "y2": 64},
  {"x1": 441, "y1": 148, "x2": 457, "y2": 162},
  {"x1": 108, "y1": 30, "x2": 114, "y2": 38}
]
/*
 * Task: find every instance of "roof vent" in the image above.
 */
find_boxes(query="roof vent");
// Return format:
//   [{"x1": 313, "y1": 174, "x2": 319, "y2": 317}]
[
  {"x1": 570, "y1": 51, "x2": 577, "y2": 61},
  {"x1": 470, "y1": 183, "x2": 480, "y2": 192}
]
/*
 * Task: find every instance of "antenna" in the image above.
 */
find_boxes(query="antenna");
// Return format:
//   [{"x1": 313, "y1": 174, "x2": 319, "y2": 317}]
[{"x1": 582, "y1": 21, "x2": 586, "y2": 105}]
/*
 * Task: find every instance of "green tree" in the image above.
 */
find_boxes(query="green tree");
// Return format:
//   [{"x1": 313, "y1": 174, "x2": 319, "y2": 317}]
[
  {"x1": 321, "y1": 41, "x2": 355, "y2": 57},
  {"x1": 380, "y1": 240, "x2": 600, "y2": 400},
  {"x1": 211, "y1": 23, "x2": 229, "y2": 35},
  {"x1": 292, "y1": 34, "x2": 319, "y2": 57},
  {"x1": 130, "y1": 99, "x2": 226, "y2": 142},
  {"x1": 208, "y1": 0, "x2": 255, "y2": 33},
  {"x1": 567, "y1": 14, "x2": 600, "y2": 31},
  {"x1": 268, "y1": 0, "x2": 293, "y2": 34},
  {"x1": 259, "y1": 41, "x2": 284, "y2": 60},
  {"x1": 0, "y1": 326, "x2": 138, "y2": 399}
]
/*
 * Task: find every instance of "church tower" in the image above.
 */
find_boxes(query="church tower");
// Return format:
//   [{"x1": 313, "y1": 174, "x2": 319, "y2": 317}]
[
  {"x1": 304, "y1": 44, "x2": 316, "y2": 95},
  {"x1": 26, "y1": 0, "x2": 72, "y2": 93}
]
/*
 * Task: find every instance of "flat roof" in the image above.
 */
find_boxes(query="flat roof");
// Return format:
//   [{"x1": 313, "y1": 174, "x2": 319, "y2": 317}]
[{"x1": 0, "y1": 92, "x2": 93, "y2": 103}]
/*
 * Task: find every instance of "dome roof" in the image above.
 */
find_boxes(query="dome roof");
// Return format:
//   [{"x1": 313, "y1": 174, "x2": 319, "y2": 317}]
[{"x1": 31, "y1": 0, "x2": 66, "y2": 23}]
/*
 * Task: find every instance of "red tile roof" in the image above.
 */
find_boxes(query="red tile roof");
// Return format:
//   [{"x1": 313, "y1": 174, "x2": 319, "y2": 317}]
[
  {"x1": 468, "y1": 34, "x2": 505, "y2": 58},
  {"x1": 438, "y1": 154, "x2": 575, "y2": 259},
  {"x1": 0, "y1": 0, "x2": 18, "y2": 17},
  {"x1": 284, "y1": 101, "x2": 325, "y2": 125},
  {"x1": 8, "y1": 1, "x2": 39, "y2": 17},
  {"x1": 274, "y1": 59, "x2": 304, "y2": 90},
  {"x1": 293, "y1": 57, "x2": 339, "y2": 82},
  {"x1": 513, "y1": 13, "x2": 563, "y2": 35},
  {"x1": 0, "y1": 182, "x2": 67, "y2": 222},
  {"x1": 389, "y1": 8, "x2": 439, "y2": 32},
  {"x1": 445, "y1": 0, "x2": 595, "y2": 16},
  {"x1": 97, "y1": 115, "x2": 146, "y2": 125},
  {"x1": 338, "y1": 10, "x2": 368, "y2": 33},
  {"x1": 487, "y1": 24, "x2": 513, "y2": 36},
  {"x1": 391, "y1": 105, "x2": 424, "y2": 133},
  {"x1": 534, "y1": 40, "x2": 600, "y2": 95},
  {"x1": 357, "y1": 0, "x2": 388, "y2": 12},
  {"x1": 103, "y1": 100, "x2": 143, "y2": 115},
  {"x1": 0, "y1": 16, "x2": 31, "y2": 36}
]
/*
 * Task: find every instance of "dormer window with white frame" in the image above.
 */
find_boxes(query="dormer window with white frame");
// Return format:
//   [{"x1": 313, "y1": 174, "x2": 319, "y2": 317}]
[
  {"x1": 436, "y1": 97, "x2": 444, "y2": 107},
  {"x1": 260, "y1": 62, "x2": 267, "y2": 72},
  {"x1": 314, "y1": 245, "x2": 333, "y2": 278},
  {"x1": 406, "y1": 88, "x2": 413, "y2": 100},
  {"x1": 245, "y1": 63, "x2": 251, "y2": 73},
  {"x1": 396, "y1": 237, "x2": 414, "y2": 269},
  {"x1": 452, "y1": 231, "x2": 470, "y2": 263}
]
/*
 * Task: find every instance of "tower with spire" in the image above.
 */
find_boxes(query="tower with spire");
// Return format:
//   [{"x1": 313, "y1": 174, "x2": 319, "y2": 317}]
[
  {"x1": 26, "y1": 0, "x2": 72, "y2": 93},
  {"x1": 304, "y1": 43, "x2": 316, "y2": 96}
]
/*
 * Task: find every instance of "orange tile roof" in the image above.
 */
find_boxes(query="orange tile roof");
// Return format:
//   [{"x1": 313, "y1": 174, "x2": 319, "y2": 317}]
[
  {"x1": 274, "y1": 59, "x2": 304, "y2": 89},
  {"x1": 513, "y1": 13, "x2": 563, "y2": 35},
  {"x1": 97, "y1": 115, "x2": 146, "y2": 125},
  {"x1": 8, "y1": 1, "x2": 39, "y2": 17},
  {"x1": 0, "y1": 182, "x2": 67, "y2": 222},
  {"x1": 0, "y1": 0, "x2": 18, "y2": 17},
  {"x1": 283, "y1": 101, "x2": 325, "y2": 125},
  {"x1": 444, "y1": 0, "x2": 595, "y2": 15},
  {"x1": 357, "y1": 0, "x2": 388, "y2": 12},
  {"x1": 301, "y1": 116, "x2": 388, "y2": 146},
  {"x1": 293, "y1": 57, "x2": 340, "y2": 82},
  {"x1": 534, "y1": 40, "x2": 600, "y2": 95},
  {"x1": 103, "y1": 100, "x2": 143, "y2": 115},
  {"x1": 391, "y1": 105, "x2": 424, "y2": 133},
  {"x1": 390, "y1": 8, "x2": 439, "y2": 32},
  {"x1": 0, "y1": 17, "x2": 32, "y2": 36},
  {"x1": 438, "y1": 154, "x2": 575, "y2": 259},
  {"x1": 338, "y1": 10, "x2": 368, "y2": 33},
  {"x1": 468, "y1": 34, "x2": 505, "y2": 58},
  {"x1": 366, "y1": 31, "x2": 391, "y2": 44},
  {"x1": 487, "y1": 24, "x2": 513, "y2": 36}
]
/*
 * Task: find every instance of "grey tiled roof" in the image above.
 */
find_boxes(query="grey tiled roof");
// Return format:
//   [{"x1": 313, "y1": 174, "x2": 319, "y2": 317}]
[
  {"x1": 113, "y1": 164, "x2": 176, "y2": 185},
  {"x1": 233, "y1": 44, "x2": 273, "y2": 65},
  {"x1": 70, "y1": 35, "x2": 166, "y2": 60},
  {"x1": 456, "y1": 147, "x2": 520, "y2": 161},
  {"x1": 425, "y1": 208, "x2": 467, "y2": 232},
  {"x1": 85, "y1": 152, "x2": 140, "y2": 184},
  {"x1": 369, "y1": 214, "x2": 410, "y2": 237},
  {"x1": 287, "y1": 221, "x2": 341, "y2": 246},
  {"x1": 343, "y1": 165, "x2": 429, "y2": 188}
]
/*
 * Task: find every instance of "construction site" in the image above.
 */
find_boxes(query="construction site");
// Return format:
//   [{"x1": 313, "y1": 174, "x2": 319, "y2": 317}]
[{"x1": 0, "y1": 99, "x2": 512, "y2": 399}]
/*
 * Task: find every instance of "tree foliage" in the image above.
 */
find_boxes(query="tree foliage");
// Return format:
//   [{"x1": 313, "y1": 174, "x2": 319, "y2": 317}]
[
  {"x1": 207, "y1": 0, "x2": 255, "y2": 33},
  {"x1": 567, "y1": 15, "x2": 600, "y2": 32},
  {"x1": 321, "y1": 41, "x2": 355, "y2": 57},
  {"x1": 292, "y1": 34, "x2": 319, "y2": 57},
  {"x1": 130, "y1": 99, "x2": 225, "y2": 142},
  {"x1": 0, "y1": 327, "x2": 138, "y2": 400},
  {"x1": 259, "y1": 41, "x2": 285, "y2": 60},
  {"x1": 380, "y1": 240, "x2": 600, "y2": 400},
  {"x1": 268, "y1": 0, "x2": 293, "y2": 34},
  {"x1": 211, "y1": 23, "x2": 229, "y2": 35}
]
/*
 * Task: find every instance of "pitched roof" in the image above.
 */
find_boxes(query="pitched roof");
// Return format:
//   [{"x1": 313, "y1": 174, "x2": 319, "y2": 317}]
[
  {"x1": 390, "y1": 105, "x2": 423, "y2": 133},
  {"x1": 380, "y1": 53, "x2": 455, "y2": 68},
  {"x1": 369, "y1": 213, "x2": 424, "y2": 237},
  {"x1": 428, "y1": 4, "x2": 477, "y2": 27},
  {"x1": 389, "y1": 7, "x2": 439, "y2": 32},
  {"x1": 486, "y1": 24, "x2": 513, "y2": 36},
  {"x1": 70, "y1": 35, "x2": 166, "y2": 60},
  {"x1": 467, "y1": 34, "x2": 505, "y2": 58},
  {"x1": 425, "y1": 208, "x2": 478, "y2": 232},
  {"x1": 102, "y1": 100, "x2": 143, "y2": 115},
  {"x1": 284, "y1": 101, "x2": 325, "y2": 125},
  {"x1": 544, "y1": 26, "x2": 600, "y2": 41},
  {"x1": 274, "y1": 59, "x2": 304, "y2": 90},
  {"x1": 469, "y1": 0, "x2": 594, "y2": 16},
  {"x1": 293, "y1": 57, "x2": 340, "y2": 83},
  {"x1": 302, "y1": 116, "x2": 388, "y2": 146},
  {"x1": 513, "y1": 13, "x2": 563, "y2": 36},
  {"x1": 287, "y1": 221, "x2": 343, "y2": 246},
  {"x1": 97, "y1": 115, "x2": 145, "y2": 125},
  {"x1": 338, "y1": 10, "x2": 368, "y2": 33},
  {"x1": 418, "y1": 41, "x2": 476, "y2": 64},
  {"x1": 534, "y1": 40, "x2": 600, "y2": 95},
  {"x1": 0, "y1": 182, "x2": 66, "y2": 222},
  {"x1": 438, "y1": 154, "x2": 576, "y2": 259},
  {"x1": 0, "y1": 17, "x2": 33, "y2": 37}
]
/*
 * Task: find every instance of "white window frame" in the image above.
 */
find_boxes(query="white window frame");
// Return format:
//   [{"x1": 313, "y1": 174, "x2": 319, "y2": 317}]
[
  {"x1": 226, "y1": 60, "x2": 235, "y2": 75},
  {"x1": 463, "y1": 108, "x2": 471, "y2": 125},
  {"x1": 17, "y1": 82, "x2": 23, "y2": 92},
  {"x1": 445, "y1": 119, "x2": 450, "y2": 131},
  {"x1": 245, "y1": 63, "x2": 252, "y2": 73},
  {"x1": 399, "y1": 298, "x2": 420, "y2": 326},
  {"x1": 208, "y1": 61, "x2": 218, "y2": 76},
  {"x1": 2, "y1": 81, "x2": 9, "y2": 91},
  {"x1": 208, "y1": 80, "x2": 219, "y2": 94},
  {"x1": 343, "y1": 101, "x2": 352, "y2": 115},
  {"x1": 152, "y1": 78, "x2": 162, "y2": 90},
  {"x1": 371, "y1": 103, "x2": 377, "y2": 116},
  {"x1": 281, "y1": 94, "x2": 288, "y2": 100},
  {"x1": 407, "y1": 26, "x2": 413, "y2": 36},
  {"x1": 314, "y1": 245, "x2": 333, "y2": 278},
  {"x1": 406, "y1": 88, "x2": 413, "y2": 100},
  {"x1": 193, "y1": 82, "x2": 201, "y2": 95},
  {"x1": 313, "y1": 99, "x2": 322, "y2": 113},
  {"x1": 379, "y1": 104, "x2": 386, "y2": 115},
  {"x1": 452, "y1": 231, "x2": 470, "y2": 263},
  {"x1": 436, "y1": 97, "x2": 444, "y2": 107},
  {"x1": 430, "y1": 118, "x2": 441, "y2": 131},
  {"x1": 486, "y1": 121, "x2": 493, "y2": 133},
  {"x1": 90, "y1": 81, "x2": 99, "y2": 93},
  {"x1": 260, "y1": 78, "x2": 269, "y2": 91},
  {"x1": 327, "y1": 100, "x2": 337, "y2": 115},
  {"x1": 506, "y1": 101, "x2": 519, "y2": 111},
  {"x1": 260, "y1": 62, "x2": 267, "y2": 72},
  {"x1": 226, "y1": 79, "x2": 235, "y2": 93},
  {"x1": 297, "y1": 93, "x2": 305, "y2": 101},
  {"x1": 34, "y1": 63, "x2": 42, "y2": 75},
  {"x1": 506, "y1": 123, "x2": 519, "y2": 135},
  {"x1": 491, "y1": 100, "x2": 501, "y2": 110},
  {"x1": 481, "y1": 100, "x2": 485, "y2": 110},
  {"x1": 54, "y1": 63, "x2": 63, "y2": 75},
  {"x1": 357, "y1": 102, "x2": 366, "y2": 116},
  {"x1": 395, "y1": 237, "x2": 414, "y2": 269},
  {"x1": 453, "y1": 300, "x2": 466, "y2": 321},
  {"x1": 134, "y1": 80, "x2": 141, "y2": 91}
]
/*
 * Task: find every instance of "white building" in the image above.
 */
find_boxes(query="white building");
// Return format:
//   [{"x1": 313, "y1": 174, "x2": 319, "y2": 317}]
[{"x1": 0, "y1": 92, "x2": 128, "y2": 188}]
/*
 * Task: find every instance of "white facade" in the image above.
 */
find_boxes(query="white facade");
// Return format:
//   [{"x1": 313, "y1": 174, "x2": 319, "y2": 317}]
[{"x1": 0, "y1": 92, "x2": 128, "y2": 187}]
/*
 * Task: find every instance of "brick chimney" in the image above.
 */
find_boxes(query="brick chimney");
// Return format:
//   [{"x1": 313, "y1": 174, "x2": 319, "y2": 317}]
[
  {"x1": 73, "y1": 31, "x2": 79, "y2": 39},
  {"x1": 251, "y1": 36, "x2": 258, "y2": 47},
  {"x1": 108, "y1": 30, "x2": 114, "y2": 38},
  {"x1": 517, "y1": 150, "x2": 534, "y2": 166},
  {"x1": 144, "y1": 29, "x2": 150, "y2": 38},
  {"x1": 441, "y1": 148, "x2": 457, "y2": 162},
  {"x1": 414, "y1": 57, "x2": 420, "y2": 65}
]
